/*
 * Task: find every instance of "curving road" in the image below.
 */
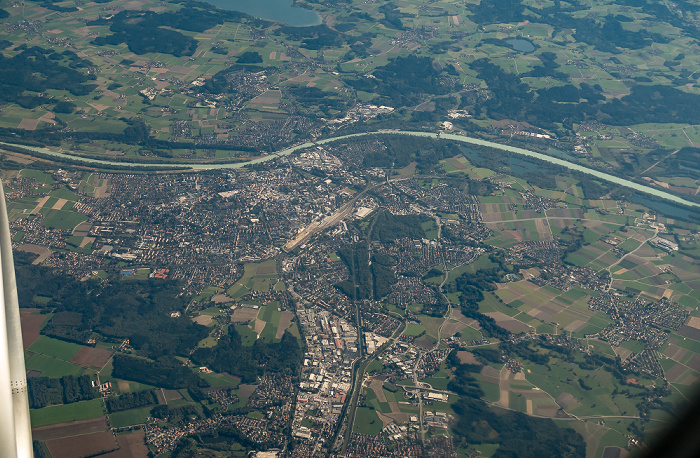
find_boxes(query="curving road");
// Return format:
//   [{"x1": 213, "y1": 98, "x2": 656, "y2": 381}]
[{"x1": 3, "y1": 130, "x2": 699, "y2": 208}]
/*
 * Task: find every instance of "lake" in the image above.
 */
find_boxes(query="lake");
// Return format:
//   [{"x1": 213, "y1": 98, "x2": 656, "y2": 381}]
[
  {"x1": 505, "y1": 38, "x2": 536, "y2": 53},
  {"x1": 204, "y1": 0, "x2": 322, "y2": 27}
]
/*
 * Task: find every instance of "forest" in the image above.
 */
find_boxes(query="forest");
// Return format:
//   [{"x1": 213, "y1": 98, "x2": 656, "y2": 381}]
[
  {"x1": 236, "y1": 52, "x2": 263, "y2": 64},
  {"x1": 451, "y1": 397, "x2": 586, "y2": 457},
  {"x1": 42, "y1": 279, "x2": 208, "y2": 357},
  {"x1": 370, "y1": 211, "x2": 428, "y2": 244},
  {"x1": 112, "y1": 354, "x2": 208, "y2": 390},
  {"x1": 14, "y1": 251, "x2": 75, "y2": 308},
  {"x1": 91, "y1": 11, "x2": 199, "y2": 57},
  {"x1": 0, "y1": 47, "x2": 97, "y2": 109},
  {"x1": 105, "y1": 389, "x2": 158, "y2": 413},
  {"x1": 14, "y1": 253, "x2": 208, "y2": 356},
  {"x1": 446, "y1": 268, "x2": 512, "y2": 340},
  {"x1": 446, "y1": 350, "x2": 485, "y2": 399},
  {"x1": 346, "y1": 55, "x2": 459, "y2": 107},
  {"x1": 86, "y1": 5, "x2": 251, "y2": 56},
  {"x1": 336, "y1": 211, "x2": 431, "y2": 301},
  {"x1": 471, "y1": 50, "x2": 700, "y2": 129},
  {"x1": 191, "y1": 327, "x2": 302, "y2": 383},
  {"x1": 286, "y1": 85, "x2": 352, "y2": 116},
  {"x1": 28, "y1": 375, "x2": 95, "y2": 409},
  {"x1": 468, "y1": 0, "x2": 672, "y2": 50},
  {"x1": 336, "y1": 243, "x2": 373, "y2": 301},
  {"x1": 332, "y1": 134, "x2": 462, "y2": 172}
]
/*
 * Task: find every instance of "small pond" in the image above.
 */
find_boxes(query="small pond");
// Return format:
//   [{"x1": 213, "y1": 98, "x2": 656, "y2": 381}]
[{"x1": 505, "y1": 38, "x2": 536, "y2": 53}]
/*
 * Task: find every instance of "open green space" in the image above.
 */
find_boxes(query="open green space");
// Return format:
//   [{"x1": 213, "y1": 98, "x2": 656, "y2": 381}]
[
  {"x1": 523, "y1": 354, "x2": 655, "y2": 418},
  {"x1": 30, "y1": 399, "x2": 105, "y2": 428},
  {"x1": 418, "y1": 314, "x2": 445, "y2": 340},
  {"x1": 109, "y1": 405, "x2": 155, "y2": 427},
  {"x1": 256, "y1": 303, "x2": 282, "y2": 343},
  {"x1": 26, "y1": 353, "x2": 83, "y2": 378},
  {"x1": 226, "y1": 260, "x2": 279, "y2": 299},
  {"x1": 199, "y1": 371, "x2": 240, "y2": 388},
  {"x1": 20, "y1": 169, "x2": 54, "y2": 184},
  {"x1": 28, "y1": 335, "x2": 83, "y2": 361},
  {"x1": 234, "y1": 324, "x2": 258, "y2": 347},
  {"x1": 39, "y1": 209, "x2": 89, "y2": 230},
  {"x1": 49, "y1": 186, "x2": 79, "y2": 201},
  {"x1": 404, "y1": 323, "x2": 425, "y2": 337},
  {"x1": 353, "y1": 407, "x2": 383, "y2": 435}
]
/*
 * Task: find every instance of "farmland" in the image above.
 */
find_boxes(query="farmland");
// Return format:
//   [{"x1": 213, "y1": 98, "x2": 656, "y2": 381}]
[
  {"x1": 30, "y1": 399, "x2": 106, "y2": 428},
  {"x1": 226, "y1": 260, "x2": 280, "y2": 299}
]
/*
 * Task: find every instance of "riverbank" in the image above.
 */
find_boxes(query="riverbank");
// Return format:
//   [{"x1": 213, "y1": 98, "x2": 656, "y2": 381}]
[{"x1": 3, "y1": 130, "x2": 699, "y2": 209}]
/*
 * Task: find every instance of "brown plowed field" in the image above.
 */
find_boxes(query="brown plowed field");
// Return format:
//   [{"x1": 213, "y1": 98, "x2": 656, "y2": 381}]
[
  {"x1": 71, "y1": 346, "x2": 113, "y2": 368},
  {"x1": 20, "y1": 309, "x2": 46, "y2": 349},
  {"x1": 33, "y1": 417, "x2": 109, "y2": 441},
  {"x1": 45, "y1": 430, "x2": 118, "y2": 458},
  {"x1": 102, "y1": 429, "x2": 150, "y2": 458},
  {"x1": 231, "y1": 307, "x2": 259, "y2": 323},
  {"x1": 276, "y1": 311, "x2": 294, "y2": 339},
  {"x1": 163, "y1": 389, "x2": 183, "y2": 402},
  {"x1": 456, "y1": 351, "x2": 479, "y2": 365}
]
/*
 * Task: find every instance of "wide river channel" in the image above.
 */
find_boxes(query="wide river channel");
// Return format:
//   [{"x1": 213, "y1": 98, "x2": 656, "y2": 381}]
[{"x1": 2, "y1": 130, "x2": 699, "y2": 209}]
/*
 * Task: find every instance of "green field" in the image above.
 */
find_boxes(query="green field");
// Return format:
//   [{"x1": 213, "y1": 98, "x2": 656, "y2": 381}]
[
  {"x1": 404, "y1": 323, "x2": 425, "y2": 337},
  {"x1": 199, "y1": 371, "x2": 240, "y2": 388},
  {"x1": 20, "y1": 169, "x2": 55, "y2": 184},
  {"x1": 28, "y1": 335, "x2": 82, "y2": 361},
  {"x1": 421, "y1": 372, "x2": 451, "y2": 390},
  {"x1": 39, "y1": 209, "x2": 89, "y2": 230},
  {"x1": 227, "y1": 260, "x2": 279, "y2": 299},
  {"x1": 523, "y1": 354, "x2": 656, "y2": 418},
  {"x1": 418, "y1": 314, "x2": 445, "y2": 340},
  {"x1": 25, "y1": 353, "x2": 83, "y2": 378},
  {"x1": 30, "y1": 399, "x2": 105, "y2": 428},
  {"x1": 49, "y1": 186, "x2": 80, "y2": 201},
  {"x1": 255, "y1": 303, "x2": 282, "y2": 343},
  {"x1": 235, "y1": 324, "x2": 258, "y2": 346},
  {"x1": 353, "y1": 407, "x2": 383, "y2": 435},
  {"x1": 109, "y1": 406, "x2": 155, "y2": 427}
]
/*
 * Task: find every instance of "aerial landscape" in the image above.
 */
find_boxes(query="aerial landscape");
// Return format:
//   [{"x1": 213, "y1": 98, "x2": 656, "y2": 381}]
[{"x1": 0, "y1": 0, "x2": 699, "y2": 457}]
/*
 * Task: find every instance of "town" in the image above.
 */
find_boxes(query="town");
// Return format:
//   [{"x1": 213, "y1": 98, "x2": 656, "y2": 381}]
[{"x1": 3, "y1": 133, "x2": 699, "y2": 457}]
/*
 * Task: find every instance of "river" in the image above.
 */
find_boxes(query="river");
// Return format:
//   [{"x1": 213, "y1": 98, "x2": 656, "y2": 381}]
[{"x1": 2, "y1": 130, "x2": 699, "y2": 209}]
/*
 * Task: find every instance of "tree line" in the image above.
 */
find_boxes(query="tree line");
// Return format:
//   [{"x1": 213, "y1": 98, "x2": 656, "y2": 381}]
[
  {"x1": 28, "y1": 375, "x2": 95, "y2": 409},
  {"x1": 106, "y1": 389, "x2": 158, "y2": 413}
]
